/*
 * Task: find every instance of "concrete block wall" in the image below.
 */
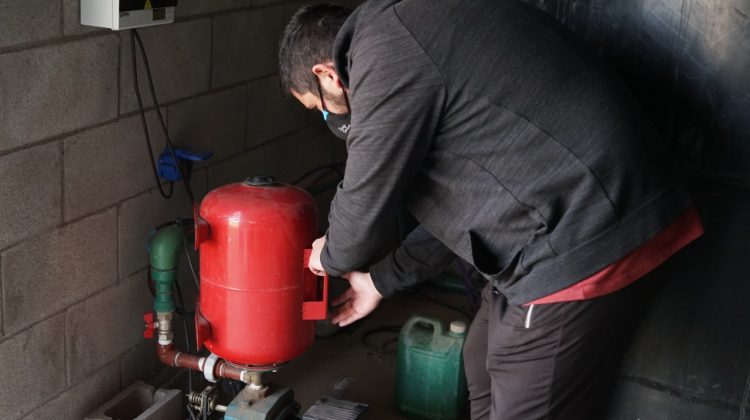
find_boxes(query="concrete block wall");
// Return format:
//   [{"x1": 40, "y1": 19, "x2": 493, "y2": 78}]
[{"x1": 0, "y1": 1, "x2": 354, "y2": 419}]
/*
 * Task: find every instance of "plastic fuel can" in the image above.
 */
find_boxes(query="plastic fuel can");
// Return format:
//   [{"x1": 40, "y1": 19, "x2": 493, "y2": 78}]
[{"x1": 396, "y1": 316, "x2": 468, "y2": 419}]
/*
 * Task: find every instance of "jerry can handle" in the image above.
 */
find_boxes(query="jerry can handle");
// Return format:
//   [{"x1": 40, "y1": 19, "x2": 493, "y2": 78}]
[
  {"x1": 302, "y1": 249, "x2": 329, "y2": 320},
  {"x1": 402, "y1": 316, "x2": 444, "y2": 341}
]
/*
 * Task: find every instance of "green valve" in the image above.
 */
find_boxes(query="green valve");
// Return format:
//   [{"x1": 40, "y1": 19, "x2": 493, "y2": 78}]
[{"x1": 149, "y1": 225, "x2": 184, "y2": 313}]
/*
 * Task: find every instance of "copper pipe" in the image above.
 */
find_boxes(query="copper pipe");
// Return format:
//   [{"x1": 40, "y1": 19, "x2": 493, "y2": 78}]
[{"x1": 157, "y1": 343, "x2": 245, "y2": 382}]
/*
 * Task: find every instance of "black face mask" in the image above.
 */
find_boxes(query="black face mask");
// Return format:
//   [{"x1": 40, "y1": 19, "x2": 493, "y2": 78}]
[{"x1": 317, "y1": 78, "x2": 351, "y2": 140}]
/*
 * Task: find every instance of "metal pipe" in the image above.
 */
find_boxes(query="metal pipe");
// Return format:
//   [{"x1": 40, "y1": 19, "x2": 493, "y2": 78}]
[{"x1": 156, "y1": 343, "x2": 248, "y2": 383}]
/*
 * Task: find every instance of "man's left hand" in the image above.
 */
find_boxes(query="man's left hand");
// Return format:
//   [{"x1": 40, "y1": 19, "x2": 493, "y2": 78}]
[
  {"x1": 308, "y1": 236, "x2": 326, "y2": 276},
  {"x1": 331, "y1": 271, "x2": 383, "y2": 327}
]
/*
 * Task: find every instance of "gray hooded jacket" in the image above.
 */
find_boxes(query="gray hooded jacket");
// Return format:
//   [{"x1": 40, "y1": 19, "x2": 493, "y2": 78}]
[{"x1": 320, "y1": 0, "x2": 692, "y2": 305}]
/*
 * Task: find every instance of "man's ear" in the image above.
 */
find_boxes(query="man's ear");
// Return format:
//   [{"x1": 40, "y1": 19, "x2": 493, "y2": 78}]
[{"x1": 312, "y1": 62, "x2": 342, "y2": 91}]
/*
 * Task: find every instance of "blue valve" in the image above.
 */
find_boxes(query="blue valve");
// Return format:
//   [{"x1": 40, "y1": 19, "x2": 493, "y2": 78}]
[{"x1": 157, "y1": 147, "x2": 213, "y2": 182}]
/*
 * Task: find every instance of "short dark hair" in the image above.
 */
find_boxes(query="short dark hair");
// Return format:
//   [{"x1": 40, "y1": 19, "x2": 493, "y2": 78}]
[{"x1": 279, "y1": 4, "x2": 352, "y2": 95}]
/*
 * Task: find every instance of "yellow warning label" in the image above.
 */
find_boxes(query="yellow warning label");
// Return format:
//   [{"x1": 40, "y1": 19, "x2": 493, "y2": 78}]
[{"x1": 144, "y1": 0, "x2": 153, "y2": 9}]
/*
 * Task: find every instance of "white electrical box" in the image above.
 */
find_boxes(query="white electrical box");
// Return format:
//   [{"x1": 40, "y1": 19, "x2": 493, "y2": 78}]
[{"x1": 81, "y1": 0, "x2": 176, "y2": 30}]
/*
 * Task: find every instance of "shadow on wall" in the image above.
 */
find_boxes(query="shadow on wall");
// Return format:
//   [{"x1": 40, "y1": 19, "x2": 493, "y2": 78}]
[
  {"x1": 519, "y1": 0, "x2": 750, "y2": 418},
  {"x1": 524, "y1": 0, "x2": 750, "y2": 180}
]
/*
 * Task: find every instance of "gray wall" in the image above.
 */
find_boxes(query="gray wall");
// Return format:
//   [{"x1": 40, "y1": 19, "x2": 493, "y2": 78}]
[
  {"x1": 520, "y1": 0, "x2": 750, "y2": 418},
  {"x1": 0, "y1": 1, "x2": 349, "y2": 419}
]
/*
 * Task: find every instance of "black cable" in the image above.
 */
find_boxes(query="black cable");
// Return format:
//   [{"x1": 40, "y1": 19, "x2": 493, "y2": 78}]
[
  {"x1": 361, "y1": 325, "x2": 402, "y2": 355},
  {"x1": 301, "y1": 168, "x2": 341, "y2": 191},
  {"x1": 131, "y1": 30, "x2": 173, "y2": 199},
  {"x1": 171, "y1": 257, "x2": 195, "y2": 395},
  {"x1": 181, "y1": 224, "x2": 201, "y2": 290},
  {"x1": 173, "y1": 280, "x2": 192, "y2": 341},
  {"x1": 131, "y1": 29, "x2": 195, "y2": 206}
]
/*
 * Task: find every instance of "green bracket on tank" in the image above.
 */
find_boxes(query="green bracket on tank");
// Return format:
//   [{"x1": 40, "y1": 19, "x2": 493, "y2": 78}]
[{"x1": 150, "y1": 224, "x2": 185, "y2": 313}]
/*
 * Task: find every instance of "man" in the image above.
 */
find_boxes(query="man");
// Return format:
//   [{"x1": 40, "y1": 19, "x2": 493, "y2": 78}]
[{"x1": 279, "y1": 2, "x2": 703, "y2": 419}]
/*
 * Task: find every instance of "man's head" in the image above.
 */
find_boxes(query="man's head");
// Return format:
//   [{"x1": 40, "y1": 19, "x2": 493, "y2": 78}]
[{"x1": 279, "y1": 4, "x2": 352, "y2": 114}]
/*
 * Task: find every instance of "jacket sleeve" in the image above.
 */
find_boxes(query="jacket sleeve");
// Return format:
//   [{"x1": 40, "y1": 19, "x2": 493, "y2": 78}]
[
  {"x1": 320, "y1": 20, "x2": 446, "y2": 277},
  {"x1": 370, "y1": 225, "x2": 456, "y2": 298}
]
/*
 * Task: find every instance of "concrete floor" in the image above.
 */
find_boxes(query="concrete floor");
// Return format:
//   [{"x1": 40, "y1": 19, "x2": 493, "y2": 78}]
[{"x1": 265, "y1": 284, "x2": 475, "y2": 420}]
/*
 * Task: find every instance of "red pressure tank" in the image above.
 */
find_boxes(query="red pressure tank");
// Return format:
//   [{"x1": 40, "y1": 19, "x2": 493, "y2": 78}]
[{"x1": 194, "y1": 176, "x2": 327, "y2": 368}]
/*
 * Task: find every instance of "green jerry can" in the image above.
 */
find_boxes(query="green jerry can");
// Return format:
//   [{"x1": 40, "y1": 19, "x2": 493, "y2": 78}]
[{"x1": 396, "y1": 316, "x2": 468, "y2": 419}]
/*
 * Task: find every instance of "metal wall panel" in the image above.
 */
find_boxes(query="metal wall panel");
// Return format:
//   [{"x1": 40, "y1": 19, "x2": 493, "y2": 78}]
[{"x1": 519, "y1": 1, "x2": 750, "y2": 418}]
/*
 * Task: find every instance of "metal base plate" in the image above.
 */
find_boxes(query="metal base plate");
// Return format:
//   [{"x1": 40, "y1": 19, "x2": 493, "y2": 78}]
[{"x1": 302, "y1": 397, "x2": 368, "y2": 420}]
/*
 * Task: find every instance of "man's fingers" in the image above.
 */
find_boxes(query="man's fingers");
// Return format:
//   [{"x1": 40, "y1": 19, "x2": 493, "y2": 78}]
[
  {"x1": 331, "y1": 289, "x2": 353, "y2": 307},
  {"x1": 338, "y1": 312, "x2": 363, "y2": 327},
  {"x1": 331, "y1": 302, "x2": 354, "y2": 324},
  {"x1": 331, "y1": 302, "x2": 366, "y2": 327}
]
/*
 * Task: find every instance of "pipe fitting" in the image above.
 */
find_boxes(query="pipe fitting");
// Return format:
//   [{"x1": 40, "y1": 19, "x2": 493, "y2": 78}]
[
  {"x1": 156, "y1": 312, "x2": 174, "y2": 345},
  {"x1": 149, "y1": 225, "x2": 185, "y2": 313},
  {"x1": 202, "y1": 353, "x2": 220, "y2": 383}
]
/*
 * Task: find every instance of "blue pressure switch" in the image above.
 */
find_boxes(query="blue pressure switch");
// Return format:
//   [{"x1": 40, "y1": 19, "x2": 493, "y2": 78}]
[{"x1": 157, "y1": 148, "x2": 213, "y2": 182}]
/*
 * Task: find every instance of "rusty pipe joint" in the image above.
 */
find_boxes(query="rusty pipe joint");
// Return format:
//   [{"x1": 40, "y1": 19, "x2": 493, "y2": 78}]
[{"x1": 241, "y1": 372, "x2": 269, "y2": 401}]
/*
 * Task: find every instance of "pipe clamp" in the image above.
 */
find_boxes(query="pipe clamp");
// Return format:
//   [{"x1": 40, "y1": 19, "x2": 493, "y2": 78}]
[{"x1": 203, "y1": 353, "x2": 220, "y2": 383}]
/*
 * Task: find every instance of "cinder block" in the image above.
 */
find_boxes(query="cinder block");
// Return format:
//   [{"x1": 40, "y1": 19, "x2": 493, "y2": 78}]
[
  {"x1": 0, "y1": 142, "x2": 61, "y2": 250},
  {"x1": 0, "y1": 36, "x2": 119, "y2": 153},
  {"x1": 66, "y1": 271, "x2": 154, "y2": 385},
  {"x1": 284, "y1": 2, "x2": 317, "y2": 21},
  {"x1": 0, "y1": 0, "x2": 61, "y2": 48},
  {"x1": 120, "y1": 341, "x2": 174, "y2": 390},
  {"x1": 85, "y1": 380, "x2": 181, "y2": 420},
  {"x1": 211, "y1": 6, "x2": 286, "y2": 88},
  {"x1": 276, "y1": 125, "x2": 335, "y2": 184},
  {"x1": 1, "y1": 209, "x2": 117, "y2": 334},
  {"x1": 254, "y1": 0, "x2": 286, "y2": 7},
  {"x1": 0, "y1": 315, "x2": 66, "y2": 420},
  {"x1": 64, "y1": 112, "x2": 166, "y2": 221},
  {"x1": 118, "y1": 177, "x2": 207, "y2": 278},
  {"x1": 21, "y1": 363, "x2": 120, "y2": 420},
  {"x1": 177, "y1": 0, "x2": 252, "y2": 17},
  {"x1": 247, "y1": 75, "x2": 310, "y2": 147},
  {"x1": 119, "y1": 19, "x2": 211, "y2": 114},
  {"x1": 167, "y1": 87, "x2": 247, "y2": 164},
  {"x1": 62, "y1": 0, "x2": 108, "y2": 35},
  {"x1": 207, "y1": 141, "x2": 278, "y2": 189},
  {"x1": 192, "y1": 168, "x2": 209, "y2": 199},
  {"x1": 337, "y1": 0, "x2": 366, "y2": 9}
]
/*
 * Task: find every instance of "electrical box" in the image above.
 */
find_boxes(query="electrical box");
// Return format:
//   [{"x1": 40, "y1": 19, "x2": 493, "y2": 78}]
[{"x1": 81, "y1": 0, "x2": 177, "y2": 30}]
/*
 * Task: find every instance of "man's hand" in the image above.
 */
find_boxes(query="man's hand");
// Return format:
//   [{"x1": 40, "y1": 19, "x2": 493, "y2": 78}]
[
  {"x1": 308, "y1": 236, "x2": 326, "y2": 276},
  {"x1": 331, "y1": 271, "x2": 383, "y2": 327}
]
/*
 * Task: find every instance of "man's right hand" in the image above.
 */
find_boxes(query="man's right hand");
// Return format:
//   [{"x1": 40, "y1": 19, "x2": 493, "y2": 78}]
[
  {"x1": 308, "y1": 236, "x2": 326, "y2": 276},
  {"x1": 331, "y1": 271, "x2": 383, "y2": 327}
]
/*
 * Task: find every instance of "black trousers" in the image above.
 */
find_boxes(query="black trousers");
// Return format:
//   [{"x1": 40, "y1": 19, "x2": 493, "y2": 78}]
[{"x1": 463, "y1": 281, "x2": 647, "y2": 420}]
